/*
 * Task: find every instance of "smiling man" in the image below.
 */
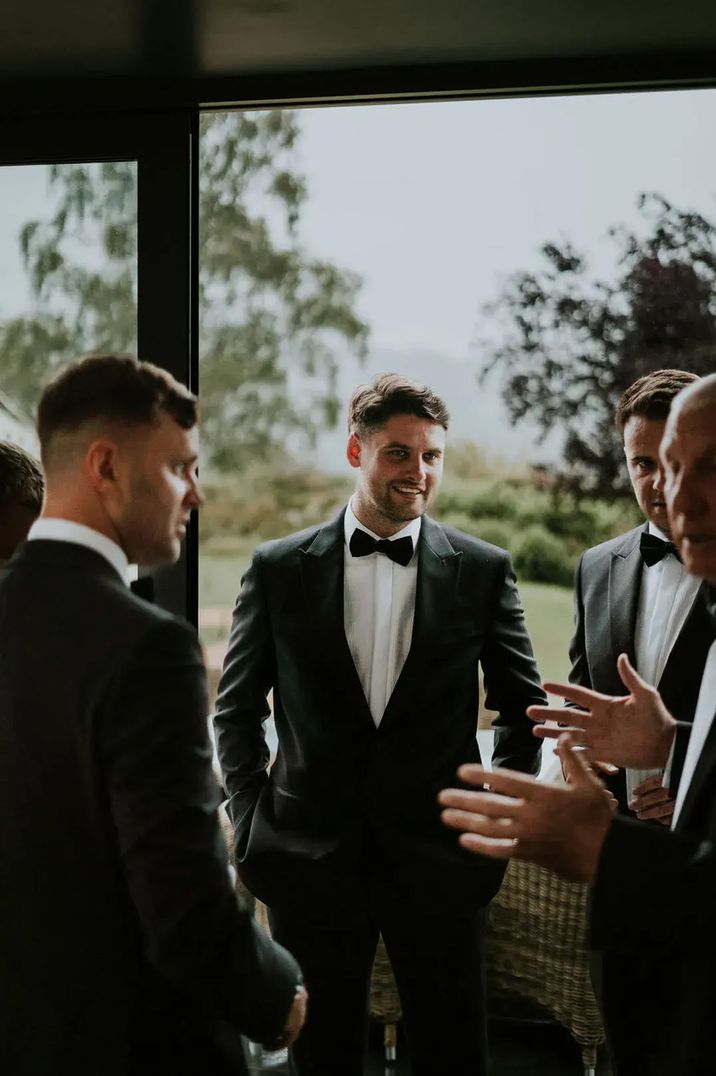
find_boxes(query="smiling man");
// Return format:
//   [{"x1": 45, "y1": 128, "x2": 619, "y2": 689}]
[
  {"x1": 439, "y1": 372, "x2": 716, "y2": 1076},
  {"x1": 214, "y1": 373, "x2": 545, "y2": 1076}
]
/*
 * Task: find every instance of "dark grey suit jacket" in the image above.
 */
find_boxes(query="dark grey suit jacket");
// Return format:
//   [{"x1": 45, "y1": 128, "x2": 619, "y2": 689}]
[
  {"x1": 569, "y1": 524, "x2": 714, "y2": 805},
  {"x1": 0, "y1": 540, "x2": 300, "y2": 1076},
  {"x1": 213, "y1": 510, "x2": 545, "y2": 909}
]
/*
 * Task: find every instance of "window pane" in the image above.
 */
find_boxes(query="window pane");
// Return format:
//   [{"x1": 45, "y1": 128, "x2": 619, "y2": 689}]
[{"x1": 0, "y1": 161, "x2": 137, "y2": 453}]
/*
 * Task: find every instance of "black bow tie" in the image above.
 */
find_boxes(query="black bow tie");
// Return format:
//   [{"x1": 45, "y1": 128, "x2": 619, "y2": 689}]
[
  {"x1": 349, "y1": 528, "x2": 414, "y2": 567},
  {"x1": 639, "y1": 531, "x2": 682, "y2": 567}
]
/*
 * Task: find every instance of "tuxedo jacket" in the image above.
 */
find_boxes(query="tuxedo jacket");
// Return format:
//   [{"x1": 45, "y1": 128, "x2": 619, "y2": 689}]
[
  {"x1": 0, "y1": 540, "x2": 299, "y2": 1076},
  {"x1": 569, "y1": 524, "x2": 714, "y2": 804},
  {"x1": 214, "y1": 510, "x2": 545, "y2": 909},
  {"x1": 591, "y1": 682, "x2": 716, "y2": 1075}
]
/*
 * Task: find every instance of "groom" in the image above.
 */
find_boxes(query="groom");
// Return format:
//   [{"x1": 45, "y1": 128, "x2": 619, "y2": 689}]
[{"x1": 214, "y1": 373, "x2": 545, "y2": 1075}]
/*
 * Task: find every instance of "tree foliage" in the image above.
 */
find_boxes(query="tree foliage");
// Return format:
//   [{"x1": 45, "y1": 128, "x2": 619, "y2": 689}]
[
  {"x1": 479, "y1": 193, "x2": 716, "y2": 497},
  {"x1": 0, "y1": 111, "x2": 368, "y2": 470}
]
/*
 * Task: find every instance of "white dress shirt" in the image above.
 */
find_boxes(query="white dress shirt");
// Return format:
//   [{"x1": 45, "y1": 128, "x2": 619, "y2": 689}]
[
  {"x1": 672, "y1": 640, "x2": 716, "y2": 827},
  {"x1": 343, "y1": 501, "x2": 421, "y2": 726},
  {"x1": 27, "y1": 518, "x2": 129, "y2": 586},
  {"x1": 627, "y1": 523, "x2": 701, "y2": 798}
]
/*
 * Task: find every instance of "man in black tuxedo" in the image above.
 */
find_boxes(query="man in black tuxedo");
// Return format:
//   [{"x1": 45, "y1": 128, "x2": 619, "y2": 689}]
[
  {"x1": 0, "y1": 355, "x2": 304, "y2": 1076},
  {"x1": 567, "y1": 370, "x2": 714, "y2": 1071},
  {"x1": 0, "y1": 439, "x2": 44, "y2": 562},
  {"x1": 214, "y1": 373, "x2": 545, "y2": 1076},
  {"x1": 440, "y1": 373, "x2": 716, "y2": 1076}
]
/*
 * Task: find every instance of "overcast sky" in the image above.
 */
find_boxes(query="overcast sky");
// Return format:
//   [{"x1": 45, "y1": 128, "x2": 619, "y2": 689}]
[{"x1": 2, "y1": 87, "x2": 716, "y2": 466}]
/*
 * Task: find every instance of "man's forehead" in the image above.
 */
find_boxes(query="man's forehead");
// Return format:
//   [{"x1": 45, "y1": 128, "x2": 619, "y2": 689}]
[{"x1": 373, "y1": 415, "x2": 446, "y2": 442}]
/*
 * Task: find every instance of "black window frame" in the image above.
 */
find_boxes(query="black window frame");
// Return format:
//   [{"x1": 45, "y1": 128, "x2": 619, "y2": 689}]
[{"x1": 0, "y1": 109, "x2": 199, "y2": 623}]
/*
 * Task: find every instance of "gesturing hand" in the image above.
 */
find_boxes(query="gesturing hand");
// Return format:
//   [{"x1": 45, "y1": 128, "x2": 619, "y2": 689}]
[
  {"x1": 439, "y1": 734, "x2": 615, "y2": 884},
  {"x1": 527, "y1": 654, "x2": 676, "y2": 770}
]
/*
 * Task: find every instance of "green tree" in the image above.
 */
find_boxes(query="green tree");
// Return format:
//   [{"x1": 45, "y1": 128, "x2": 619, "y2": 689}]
[
  {"x1": 0, "y1": 111, "x2": 368, "y2": 469},
  {"x1": 479, "y1": 193, "x2": 716, "y2": 497}
]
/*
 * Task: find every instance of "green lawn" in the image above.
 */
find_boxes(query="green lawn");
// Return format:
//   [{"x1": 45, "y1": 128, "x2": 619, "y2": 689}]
[{"x1": 520, "y1": 580, "x2": 575, "y2": 687}]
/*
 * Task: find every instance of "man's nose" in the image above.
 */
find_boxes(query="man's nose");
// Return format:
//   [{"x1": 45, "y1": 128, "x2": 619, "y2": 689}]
[
  {"x1": 653, "y1": 464, "x2": 666, "y2": 493},
  {"x1": 186, "y1": 480, "x2": 205, "y2": 509}
]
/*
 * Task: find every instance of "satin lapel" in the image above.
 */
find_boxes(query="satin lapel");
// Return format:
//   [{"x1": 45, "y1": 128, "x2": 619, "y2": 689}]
[
  {"x1": 658, "y1": 582, "x2": 714, "y2": 710},
  {"x1": 298, "y1": 510, "x2": 374, "y2": 727},
  {"x1": 607, "y1": 527, "x2": 645, "y2": 674},
  {"x1": 674, "y1": 711, "x2": 716, "y2": 834},
  {"x1": 380, "y1": 517, "x2": 462, "y2": 728}
]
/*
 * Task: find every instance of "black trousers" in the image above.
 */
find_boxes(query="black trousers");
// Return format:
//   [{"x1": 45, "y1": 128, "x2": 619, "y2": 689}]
[{"x1": 267, "y1": 854, "x2": 488, "y2": 1076}]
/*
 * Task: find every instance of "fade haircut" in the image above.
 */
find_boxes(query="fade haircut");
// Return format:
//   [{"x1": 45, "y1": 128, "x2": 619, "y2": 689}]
[
  {"x1": 37, "y1": 354, "x2": 198, "y2": 467},
  {"x1": 0, "y1": 442, "x2": 44, "y2": 516},
  {"x1": 615, "y1": 369, "x2": 700, "y2": 439},
  {"x1": 348, "y1": 373, "x2": 450, "y2": 438}
]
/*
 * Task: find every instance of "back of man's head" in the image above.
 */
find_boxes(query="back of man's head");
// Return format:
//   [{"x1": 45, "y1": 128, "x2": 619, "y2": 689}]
[
  {"x1": 614, "y1": 369, "x2": 701, "y2": 438},
  {"x1": 0, "y1": 442, "x2": 45, "y2": 563},
  {"x1": 38, "y1": 353, "x2": 198, "y2": 474}
]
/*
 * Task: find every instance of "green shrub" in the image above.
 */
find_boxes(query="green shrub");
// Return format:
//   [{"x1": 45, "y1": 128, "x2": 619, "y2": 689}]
[
  {"x1": 438, "y1": 513, "x2": 514, "y2": 550},
  {"x1": 514, "y1": 525, "x2": 575, "y2": 587}
]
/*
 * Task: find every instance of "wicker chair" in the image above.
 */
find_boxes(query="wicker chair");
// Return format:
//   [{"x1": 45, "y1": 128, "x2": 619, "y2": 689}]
[{"x1": 487, "y1": 858, "x2": 605, "y2": 1075}]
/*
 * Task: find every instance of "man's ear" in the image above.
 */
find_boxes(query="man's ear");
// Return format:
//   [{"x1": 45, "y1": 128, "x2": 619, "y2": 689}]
[
  {"x1": 346, "y1": 432, "x2": 362, "y2": 471},
  {"x1": 84, "y1": 438, "x2": 121, "y2": 493}
]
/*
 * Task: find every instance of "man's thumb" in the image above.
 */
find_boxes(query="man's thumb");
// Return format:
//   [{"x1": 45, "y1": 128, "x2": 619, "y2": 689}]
[
  {"x1": 617, "y1": 652, "x2": 651, "y2": 697},
  {"x1": 558, "y1": 732, "x2": 598, "y2": 787}
]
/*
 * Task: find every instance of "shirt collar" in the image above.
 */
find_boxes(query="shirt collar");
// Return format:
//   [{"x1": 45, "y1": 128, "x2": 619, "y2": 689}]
[
  {"x1": 27, "y1": 518, "x2": 129, "y2": 585},
  {"x1": 647, "y1": 521, "x2": 670, "y2": 542},
  {"x1": 344, "y1": 499, "x2": 422, "y2": 556}
]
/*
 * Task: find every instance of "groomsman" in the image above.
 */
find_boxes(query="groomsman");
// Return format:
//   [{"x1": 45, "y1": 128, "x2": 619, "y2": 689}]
[
  {"x1": 566, "y1": 369, "x2": 714, "y2": 1072},
  {"x1": 569, "y1": 369, "x2": 711, "y2": 821},
  {"x1": 214, "y1": 374, "x2": 546, "y2": 1076},
  {"x1": 0, "y1": 355, "x2": 304, "y2": 1076},
  {"x1": 440, "y1": 373, "x2": 716, "y2": 1076}
]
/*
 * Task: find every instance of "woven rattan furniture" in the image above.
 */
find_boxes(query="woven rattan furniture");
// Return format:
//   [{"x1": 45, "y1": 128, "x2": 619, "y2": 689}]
[{"x1": 487, "y1": 859, "x2": 605, "y2": 1075}]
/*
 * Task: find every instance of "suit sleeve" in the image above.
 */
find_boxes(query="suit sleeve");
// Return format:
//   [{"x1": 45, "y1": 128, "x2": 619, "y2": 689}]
[
  {"x1": 99, "y1": 616, "x2": 299, "y2": 1047},
  {"x1": 485, "y1": 552, "x2": 546, "y2": 775},
  {"x1": 591, "y1": 812, "x2": 716, "y2": 954},
  {"x1": 212, "y1": 550, "x2": 274, "y2": 841}
]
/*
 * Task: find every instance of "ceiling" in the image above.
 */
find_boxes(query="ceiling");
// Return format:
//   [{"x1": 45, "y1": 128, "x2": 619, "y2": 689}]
[{"x1": 3, "y1": 0, "x2": 716, "y2": 112}]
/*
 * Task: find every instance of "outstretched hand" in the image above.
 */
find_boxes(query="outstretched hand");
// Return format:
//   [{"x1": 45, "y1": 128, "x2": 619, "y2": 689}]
[
  {"x1": 439, "y1": 734, "x2": 615, "y2": 884},
  {"x1": 527, "y1": 654, "x2": 676, "y2": 770}
]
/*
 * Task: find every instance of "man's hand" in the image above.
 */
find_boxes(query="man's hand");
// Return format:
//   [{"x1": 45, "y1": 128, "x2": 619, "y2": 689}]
[
  {"x1": 527, "y1": 654, "x2": 676, "y2": 770},
  {"x1": 438, "y1": 734, "x2": 615, "y2": 884},
  {"x1": 275, "y1": 987, "x2": 308, "y2": 1049},
  {"x1": 629, "y1": 774, "x2": 675, "y2": 826}
]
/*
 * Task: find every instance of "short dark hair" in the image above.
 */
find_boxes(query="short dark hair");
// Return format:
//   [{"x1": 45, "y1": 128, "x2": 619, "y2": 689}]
[
  {"x1": 0, "y1": 441, "x2": 44, "y2": 515},
  {"x1": 348, "y1": 373, "x2": 450, "y2": 437},
  {"x1": 615, "y1": 369, "x2": 701, "y2": 437},
  {"x1": 37, "y1": 354, "x2": 198, "y2": 462}
]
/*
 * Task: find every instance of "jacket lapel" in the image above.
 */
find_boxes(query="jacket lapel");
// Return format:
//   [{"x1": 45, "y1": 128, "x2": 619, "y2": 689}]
[
  {"x1": 380, "y1": 517, "x2": 462, "y2": 728},
  {"x1": 298, "y1": 510, "x2": 374, "y2": 728},
  {"x1": 606, "y1": 526, "x2": 645, "y2": 681},
  {"x1": 673, "y1": 708, "x2": 716, "y2": 834}
]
